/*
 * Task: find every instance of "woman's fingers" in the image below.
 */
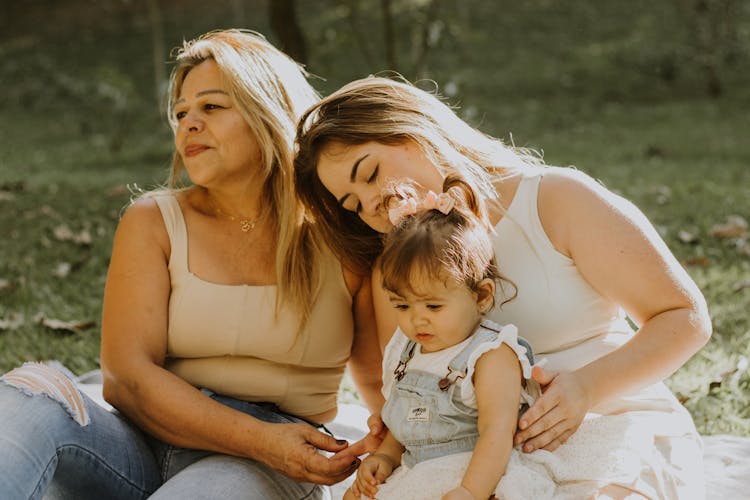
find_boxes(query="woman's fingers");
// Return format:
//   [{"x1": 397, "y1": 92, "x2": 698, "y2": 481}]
[
  {"x1": 519, "y1": 417, "x2": 569, "y2": 452},
  {"x1": 518, "y1": 385, "x2": 560, "y2": 434},
  {"x1": 336, "y1": 431, "x2": 385, "y2": 460},
  {"x1": 515, "y1": 404, "x2": 564, "y2": 448},
  {"x1": 514, "y1": 370, "x2": 590, "y2": 453},
  {"x1": 263, "y1": 423, "x2": 360, "y2": 484},
  {"x1": 304, "y1": 426, "x2": 350, "y2": 453}
]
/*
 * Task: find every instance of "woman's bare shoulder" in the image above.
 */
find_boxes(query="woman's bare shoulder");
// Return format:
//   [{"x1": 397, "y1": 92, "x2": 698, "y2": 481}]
[{"x1": 116, "y1": 194, "x2": 171, "y2": 252}]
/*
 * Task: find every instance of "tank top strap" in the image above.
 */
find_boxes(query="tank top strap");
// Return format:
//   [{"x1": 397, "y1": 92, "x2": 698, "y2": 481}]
[
  {"x1": 152, "y1": 194, "x2": 189, "y2": 275},
  {"x1": 500, "y1": 170, "x2": 561, "y2": 260}
]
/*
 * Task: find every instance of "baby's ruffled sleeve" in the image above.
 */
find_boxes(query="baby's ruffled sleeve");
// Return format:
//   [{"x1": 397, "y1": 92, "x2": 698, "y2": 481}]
[{"x1": 460, "y1": 324, "x2": 535, "y2": 408}]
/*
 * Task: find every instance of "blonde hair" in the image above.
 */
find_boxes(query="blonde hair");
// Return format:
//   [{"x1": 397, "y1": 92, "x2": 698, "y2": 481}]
[
  {"x1": 163, "y1": 29, "x2": 321, "y2": 325},
  {"x1": 380, "y1": 176, "x2": 515, "y2": 308},
  {"x1": 295, "y1": 76, "x2": 541, "y2": 273}
]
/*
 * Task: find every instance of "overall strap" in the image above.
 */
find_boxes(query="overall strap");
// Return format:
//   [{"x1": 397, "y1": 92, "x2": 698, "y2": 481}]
[
  {"x1": 448, "y1": 322, "x2": 500, "y2": 373},
  {"x1": 393, "y1": 340, "x2": 417, "y2": 381},
  {"x1": 437, "y1": 323, "x2": 500, "y2": 390}
]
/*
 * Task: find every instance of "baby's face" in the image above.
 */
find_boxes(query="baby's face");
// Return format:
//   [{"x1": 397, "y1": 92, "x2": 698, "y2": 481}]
[{"x1": 387, "y1": 278, "x2": 483, "y2": 353}]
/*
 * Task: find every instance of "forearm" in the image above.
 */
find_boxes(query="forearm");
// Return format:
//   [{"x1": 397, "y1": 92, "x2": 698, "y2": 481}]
[
  {"x1": 348, "y1": 363, "x2": 384, "y2": 414},
  {"x1": 578, "y1": 306, "x2": 710, "y2": 408},
  {"x1": 460, "y1": 429, "x2": 512, "y2": 499},
  {"x1": 373, "y1": 431, "x2": 404, "y2": 465},
  {"x1": 103, "y1": 361, "x2": 269, "y2": 459}
]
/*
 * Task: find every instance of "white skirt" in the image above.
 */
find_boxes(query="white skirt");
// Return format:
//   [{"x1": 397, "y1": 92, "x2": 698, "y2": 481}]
[{"x1": 373, "y1": 412, "x2": 705, "y2": 500}]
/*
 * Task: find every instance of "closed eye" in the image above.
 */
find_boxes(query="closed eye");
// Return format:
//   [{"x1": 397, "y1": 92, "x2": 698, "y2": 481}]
[
  {"x1": 393, "y1": 304, "x2": 409, "y2": 311},
  {"x1": 367, "y1": 164, "x2": 379, "y2": 183},
  {"x1": 426, "y1": 304, "x2": 443, "y2": 310}
]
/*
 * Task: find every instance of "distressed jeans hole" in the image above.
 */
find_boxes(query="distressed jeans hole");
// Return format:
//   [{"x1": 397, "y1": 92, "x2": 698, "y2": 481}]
[{"x1": 1, "y1": 362, "x2": 90, "y2": 426}]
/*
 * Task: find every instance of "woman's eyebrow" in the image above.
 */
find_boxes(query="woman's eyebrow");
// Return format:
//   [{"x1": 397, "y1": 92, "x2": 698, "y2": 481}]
[{"x1": 173, "y1": 89, "x2": 229, "y2": 106}]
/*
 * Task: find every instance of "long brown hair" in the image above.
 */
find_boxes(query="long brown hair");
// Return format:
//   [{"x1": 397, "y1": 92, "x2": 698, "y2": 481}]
[{"x1": 295, "y1": 76, "x2": 541, "y2": 273}]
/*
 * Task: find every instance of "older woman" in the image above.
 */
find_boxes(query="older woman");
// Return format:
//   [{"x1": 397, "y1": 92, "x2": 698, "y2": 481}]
[
  {"x1": 0, "y1": 31, "x2": 382, "y2": 500},
  {"x1": 295, "y1": 77, "x2": 710, "y2": 499}
]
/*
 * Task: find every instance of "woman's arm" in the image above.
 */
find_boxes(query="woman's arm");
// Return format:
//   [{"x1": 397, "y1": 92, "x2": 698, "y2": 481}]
[
  {"x1": 515, "y1": 169, "x2": 711, "y2": 452},
  {"x1": 100, "y1": 198, "x2": 357, "y2": 484},
  {"x1": 345, "y1": 271, "x2": 385, "y2": 414},
  {"x1": 372, "y1": 263, "x2": 398, "y2": 350},
  {"x1": 450, "y1": 344, "x2": 521, "y2": 499}
]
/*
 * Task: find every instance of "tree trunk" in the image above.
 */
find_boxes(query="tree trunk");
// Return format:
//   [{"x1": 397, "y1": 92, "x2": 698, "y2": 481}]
[
  {"x1": 269, "y1": 0, "x2": 308, "y2": 64},
  {"x1": 345, "y1": 0, "x2": 376, "y2": 68},
  {"x1": 229, "y1": 0, "x2": 246, "y2": 26},
  {"x1": 412, "y1": 0, "x2": 441, "y2": 79},
  {"x1": 146, "y1": 0, "x2": 166, "y2": 112},
  {"x1": 381, "y1": 0, "x2": 398, "y2": 71}
]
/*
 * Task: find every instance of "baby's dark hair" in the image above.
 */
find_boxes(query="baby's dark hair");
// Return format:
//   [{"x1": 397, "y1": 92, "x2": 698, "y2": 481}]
[{"x1": 380, "y1": 176, "x2": 516, "y2": 308}]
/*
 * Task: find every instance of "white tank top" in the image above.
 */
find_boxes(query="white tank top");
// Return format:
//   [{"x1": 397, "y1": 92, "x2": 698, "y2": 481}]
[{"x1": 488, "y1": 169, "x2": 634, "y2": 373}]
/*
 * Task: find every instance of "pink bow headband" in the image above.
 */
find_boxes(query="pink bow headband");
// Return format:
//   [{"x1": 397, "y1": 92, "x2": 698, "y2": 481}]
[{"x1": 388, "y1": 190, "x2": 456, "y2": 225}]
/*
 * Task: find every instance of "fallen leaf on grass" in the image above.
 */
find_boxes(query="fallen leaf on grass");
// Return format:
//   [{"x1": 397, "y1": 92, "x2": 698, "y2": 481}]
[
  {"x1": 34, "y1": 313, "x2": 95, "y2": 334},
  {"x1": 53, "y1": 262, "x2": 71, "y2": 278},
  {"x1": 678, "y1": 229, "x2": 699, "y2": 244},
  {"x1": 0, "y1": 278, "x2": 12, "y2": 292},
  {"x1": 682, "y1": 256, "x2": 710, "y2": 267},
  {"x1": 0, "y1": 191, "x2": 14, "y2": 202},
  {"x1": 653, "y1": 185, "x2": 671, "y2": 205},
  {"x1": 107, "y1": 184, "x2": 129, "y2": 197},
  {"x1": 732, "y1": 280, "x2": 750, "y2": 293},
  {"x1": 710, "y1": 215, "x2": 748, "y2": 239},
  {"x1": 39, "y1": 205, "x2": 59, "y2": 217},
  {"x1": 0, "y1": 312, "x2": 24, "y2": 331},
  {"x1": 709, "y1": 356, "x2": 749, "y2": 391},
  {"x1": 0, "y1": 312, "x2": 24, "y2": 330},
  {"x1": 52, "y1": 225, "x2": 92, "y2": 246}
]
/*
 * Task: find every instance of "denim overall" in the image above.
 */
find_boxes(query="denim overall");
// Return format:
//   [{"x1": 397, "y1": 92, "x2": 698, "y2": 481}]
[{"x1": 382, "y1": 322, "x2": 534, "y2": 468}]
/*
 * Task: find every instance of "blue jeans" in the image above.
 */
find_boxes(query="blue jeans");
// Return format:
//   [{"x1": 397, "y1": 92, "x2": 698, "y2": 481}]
[{"x1": 0, "y1": 378, "x2": 328, "y2": 500}]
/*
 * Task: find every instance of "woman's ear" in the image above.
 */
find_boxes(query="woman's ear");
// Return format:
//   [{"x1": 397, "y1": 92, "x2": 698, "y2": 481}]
[{"x1": 475, "y1": 278, "x2": 496, "y2": 313}]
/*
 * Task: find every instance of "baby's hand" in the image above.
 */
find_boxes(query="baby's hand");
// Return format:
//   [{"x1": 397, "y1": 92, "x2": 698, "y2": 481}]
[
  {"x1": 353, "y1": 453, "x2": 395, "y2": 499},
  {"x1": 343, "y1": 485, "x2": 361, "y2": 500}
]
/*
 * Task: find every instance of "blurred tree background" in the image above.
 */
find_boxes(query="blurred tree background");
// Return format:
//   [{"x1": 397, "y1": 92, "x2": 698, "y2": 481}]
[{"x1": 1, "y1": 0, "x2": 749, "y2": 435}]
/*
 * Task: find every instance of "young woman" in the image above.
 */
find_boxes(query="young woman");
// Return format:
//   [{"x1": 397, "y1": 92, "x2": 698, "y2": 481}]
[{"x1": 295, "y1": 77, "x2": 710, "y2": 499}]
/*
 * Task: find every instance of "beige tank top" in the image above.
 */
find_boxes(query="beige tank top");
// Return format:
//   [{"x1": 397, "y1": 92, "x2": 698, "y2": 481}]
[
  {"x1": 154, "y1": 194, "x2": 354, "y2": 420},
  {"x1": 488, "y1": 169, "x2": 634, "y2": 373}
]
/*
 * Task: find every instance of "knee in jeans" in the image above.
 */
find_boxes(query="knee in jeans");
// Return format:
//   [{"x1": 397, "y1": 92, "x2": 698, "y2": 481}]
[{"x1": 1, "y1": 362, "x2": 90, "y2": 426}]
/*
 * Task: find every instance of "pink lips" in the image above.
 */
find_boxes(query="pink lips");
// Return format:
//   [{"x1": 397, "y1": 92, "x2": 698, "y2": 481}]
[
  {"x1": 184, "y1": 144, "x2": 209, "y2": 157},
  {"x1": 416, "y1": 333, "x2": 434, "y2": 342}
]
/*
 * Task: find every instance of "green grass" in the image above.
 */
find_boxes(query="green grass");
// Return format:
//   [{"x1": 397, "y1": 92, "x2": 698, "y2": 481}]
[{"x1": 1, "y1": 0, "x2": 748, "y2": 436}]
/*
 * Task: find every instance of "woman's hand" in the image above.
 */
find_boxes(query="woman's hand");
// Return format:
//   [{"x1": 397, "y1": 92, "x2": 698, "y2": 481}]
[
  {"x1": 353, "y1": 453, "x2": 396, "y2": 499},
  {"x1": 514, "y1": 366, "x2": 590, "y2": 452},
  {"x1": 261, "y1": 422, "x2": 361, "y2": 485}
]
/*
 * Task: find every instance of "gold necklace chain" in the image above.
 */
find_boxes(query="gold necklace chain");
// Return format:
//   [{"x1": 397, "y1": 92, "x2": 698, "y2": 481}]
[{"x1": 208, "y1": 197, "x2": 258, "y2": 232}]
